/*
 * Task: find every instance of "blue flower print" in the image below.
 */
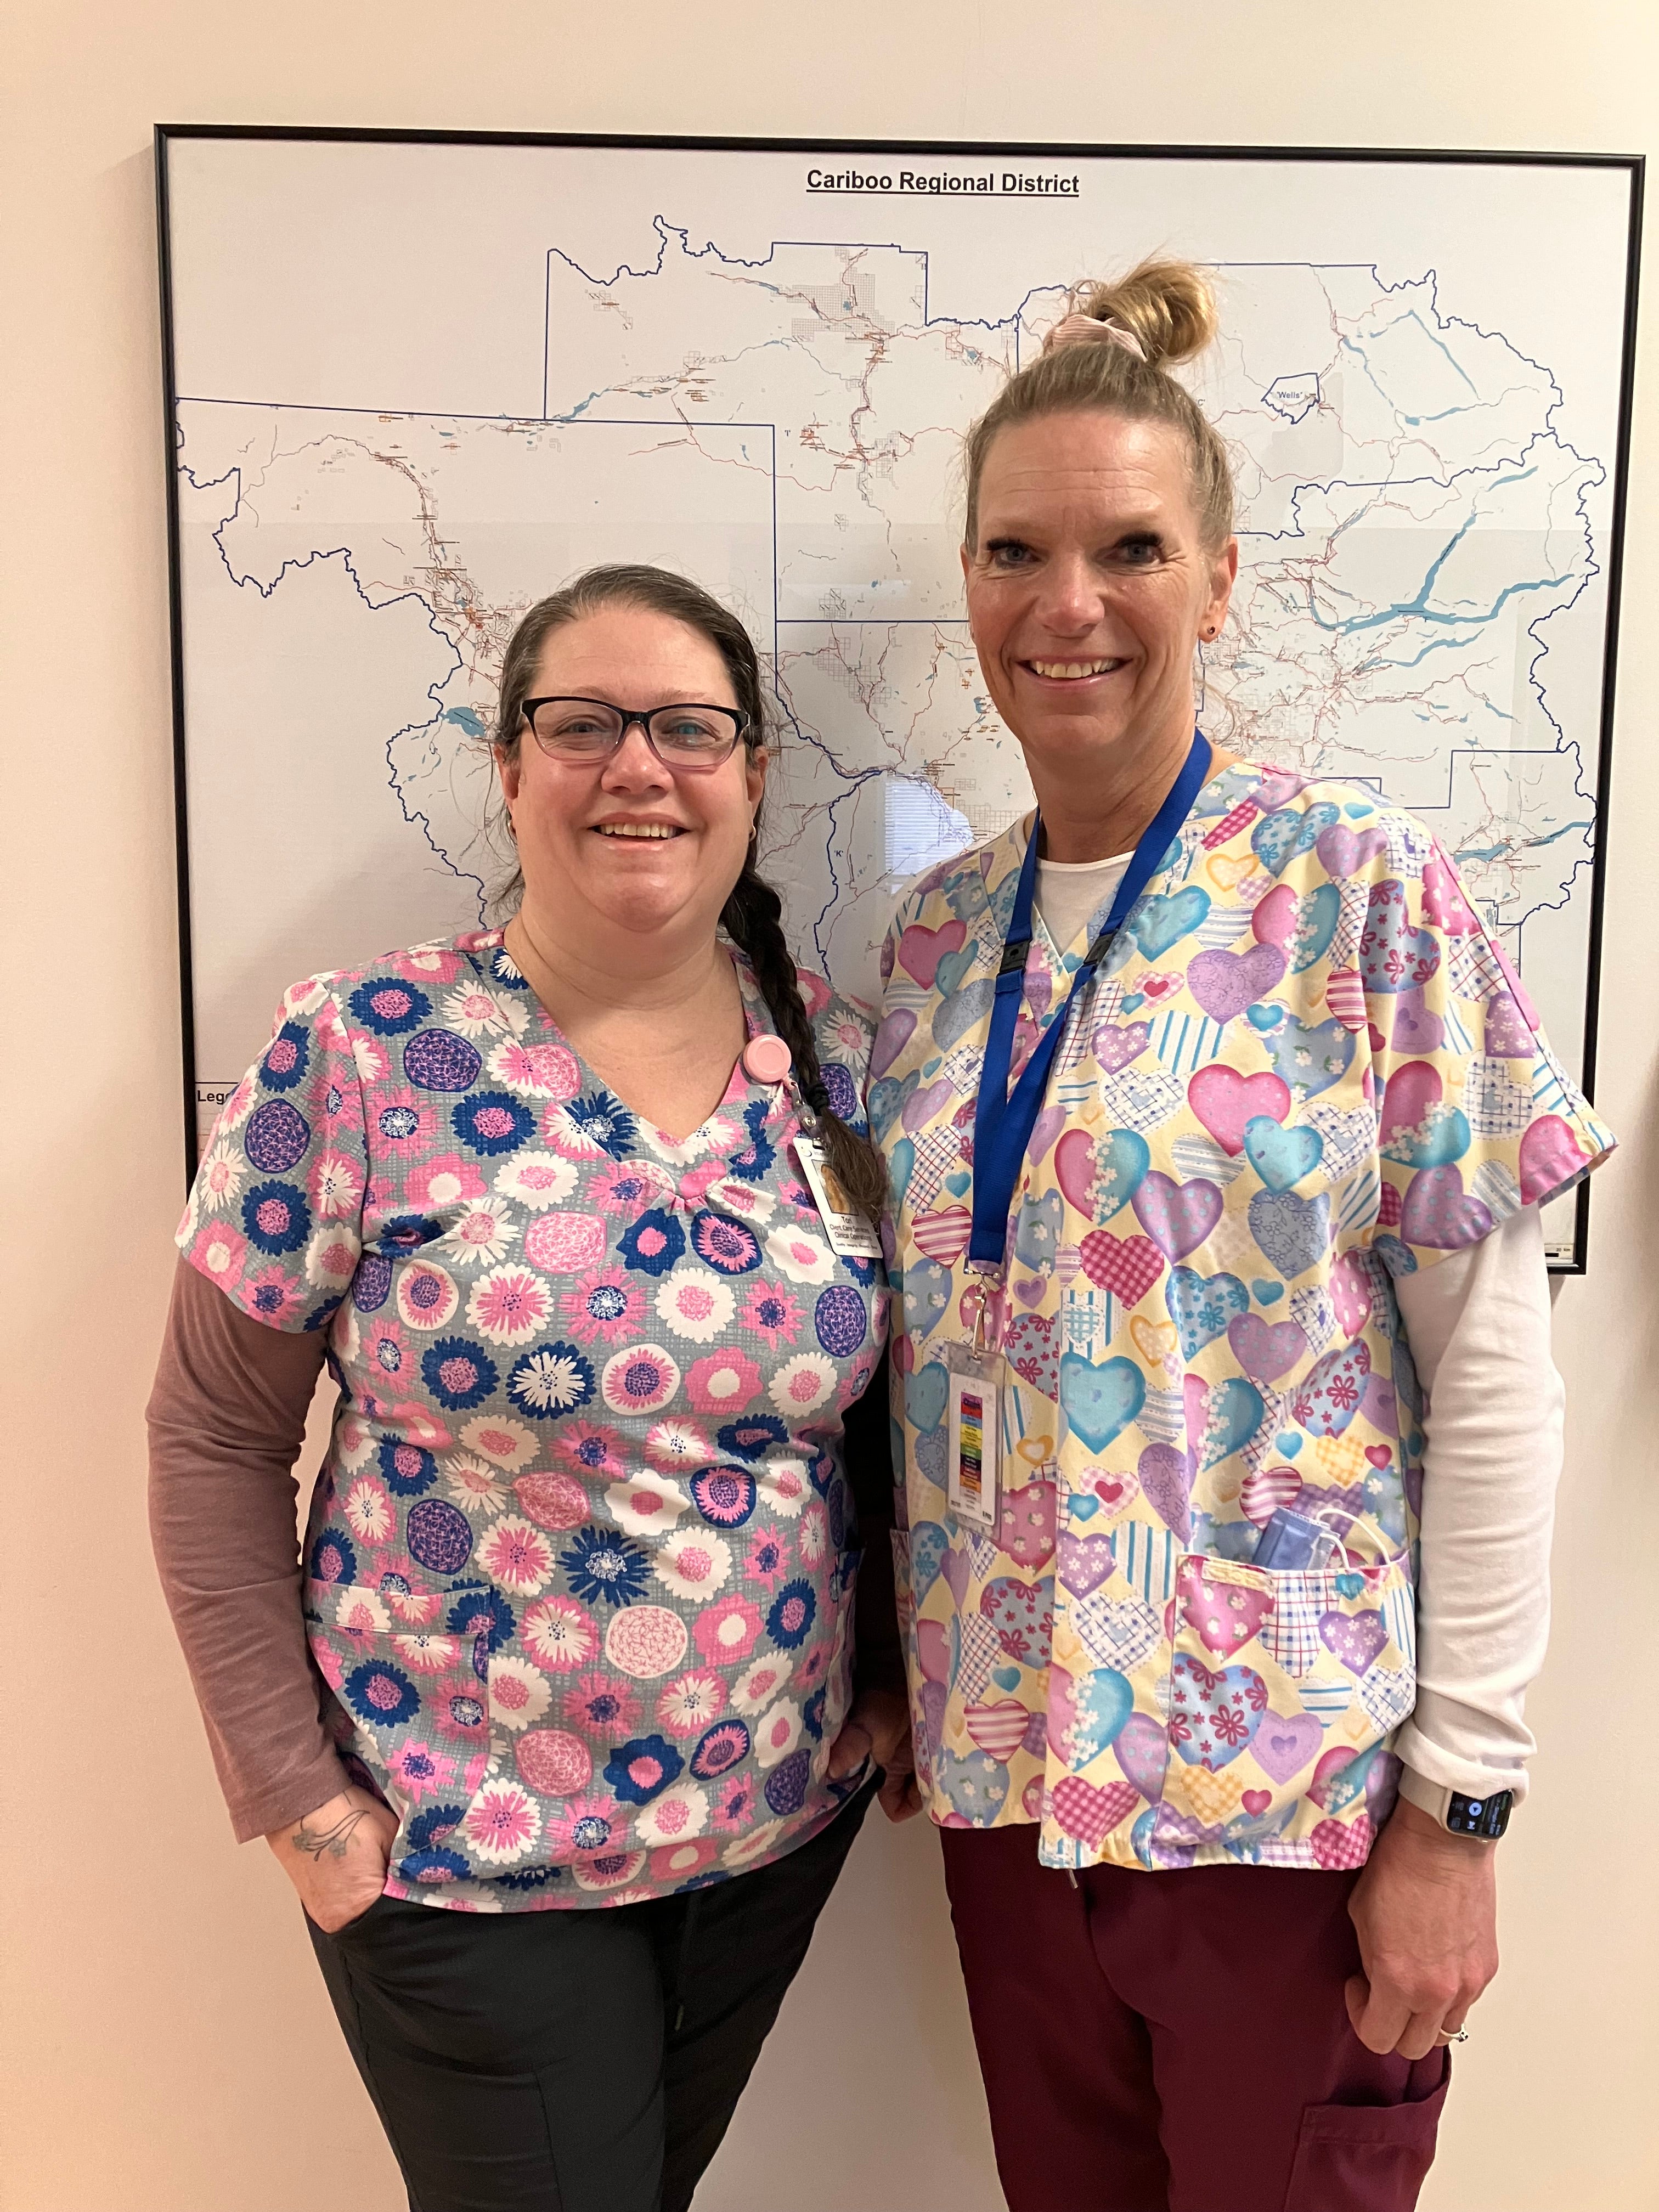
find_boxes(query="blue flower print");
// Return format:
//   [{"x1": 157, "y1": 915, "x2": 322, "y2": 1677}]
[
  {"x1": 398, "y1": 1848, "x2": 470, "y2": 1886},
  {"x1": 565, "y1": 1089, "x2": 638, "y2": 1159},
  {"x1": 617, "y1": 1208, "x2": 685, "y2": 1277},
  {"x1": 308, "y1": 1527, "x2": 357, "y2": 1584},
  {"x1": 560, "y1": 1528, "x2": 650, "y2": 1607},
  {"x1": 453, "y1": 1091, "x2": 535, "y2": 1156},
  {"x1": 506, "y1": 1341, "x2": 596, "y2": 1420},
  {"x1": 259, "y1": 1021, "x2": 311, "y2": 1092},
  {"x1": 343, "y1": 1657, "x2": 422, "y2": 1728},
  {"x1": 488, "y1": 945, "x2": 529, "y2": 992},
  {"x1": 379, "y1": 1103, "x2": 422, "y2": 1141},
  {"x1": 604, "y1": 1734, "x2": 684, "y2": 1804},
  {"x1": 382, "y1": 1214, "x2": 444, "y2": 1252},
  {"x1": 348, "y1": 978, "x2": 432, "y2": 1035},
  {"x1": 405, "y1": 1804, "x2": 465, "y2": 1853},
  {"x1": 727, "y1": 1097, "x2": 776, "y2": 1184},
  {"x1": 242, "y1": 1180, "x2": 312, "y2": 1255},
  {"x1": 446, "y1": 1587, "x2": 516, "y2": 1653},
  {"x1": 377, "y1": 1436, "x2": 437, "y2": 1496},
  {"x1": 421, "y1": 1336, "x2": 500, "y2": 1410},
  {"x1": 716, "y1": 1413, "x2": 789, "y2": 1463},
  {"x1": 766, "y1": 1578, "x2": 816, "y2": 1649}
]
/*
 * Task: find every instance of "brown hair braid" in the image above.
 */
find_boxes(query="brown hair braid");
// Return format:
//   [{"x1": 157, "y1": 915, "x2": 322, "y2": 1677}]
[{"x1": 489, "y1": 563, "x2": 888, "y2": 1226}]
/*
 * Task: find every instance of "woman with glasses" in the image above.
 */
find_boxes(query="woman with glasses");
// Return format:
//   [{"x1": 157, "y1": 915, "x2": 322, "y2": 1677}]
[{"x1": 149, "y1": 565, "x2": 917, "y2": 2212}]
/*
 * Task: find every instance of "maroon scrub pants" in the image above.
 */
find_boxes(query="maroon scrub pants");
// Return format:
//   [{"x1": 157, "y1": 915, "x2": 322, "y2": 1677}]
[{"x1": 939, "y1": 1823, "x2": 1448, "y2": 2212}]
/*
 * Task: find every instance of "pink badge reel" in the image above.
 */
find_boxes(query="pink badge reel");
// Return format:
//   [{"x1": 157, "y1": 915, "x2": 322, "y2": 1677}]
[{"x1": 742, "y1": 1034, "x2": 793, "y2": 1085}]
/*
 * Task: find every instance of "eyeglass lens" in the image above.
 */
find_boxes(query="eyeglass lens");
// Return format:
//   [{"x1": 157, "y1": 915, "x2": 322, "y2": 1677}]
[{"x1": 527, "y1": 699, "x2": 742, "y2": 767}]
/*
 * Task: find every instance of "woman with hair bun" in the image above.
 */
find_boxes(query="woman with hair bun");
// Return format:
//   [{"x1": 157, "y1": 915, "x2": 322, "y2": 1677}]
[
  {"x1": 877, "y1": 263, "x2": 1612, "y2": 2208},
  {"x1": 149, "y1": 565, "x2": 916, "y2": 2212}
]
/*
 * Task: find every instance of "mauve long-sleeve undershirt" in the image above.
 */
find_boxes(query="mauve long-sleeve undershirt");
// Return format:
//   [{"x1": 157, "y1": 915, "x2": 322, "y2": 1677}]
[{"x1": 148, "y1": 1260, "x2": 905, "y2": 1846}]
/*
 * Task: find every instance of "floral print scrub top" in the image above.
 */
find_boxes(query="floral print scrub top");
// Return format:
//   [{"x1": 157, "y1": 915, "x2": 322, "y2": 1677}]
[
  {"x1": 178, "y1": 931, "x2": 888, "y2": 1910},
  {"x1": 876, "y1": 760, "x2": 1612, "y2": 1874}
]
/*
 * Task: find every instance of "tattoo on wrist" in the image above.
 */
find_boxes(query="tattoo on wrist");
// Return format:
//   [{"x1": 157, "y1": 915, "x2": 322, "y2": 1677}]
[{"x1": 290, "y1": 1807, "x2": 369, "y2": 1860}]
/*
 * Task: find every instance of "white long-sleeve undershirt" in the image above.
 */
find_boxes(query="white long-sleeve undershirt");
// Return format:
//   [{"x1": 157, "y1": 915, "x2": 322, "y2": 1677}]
[{"x1": 1391, "y1": 1203, "x2": 1562, "y2": 1805}]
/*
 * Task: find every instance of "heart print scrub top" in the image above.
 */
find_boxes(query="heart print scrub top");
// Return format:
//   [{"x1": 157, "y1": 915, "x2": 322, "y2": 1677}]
[{"x1": 876, "y1": 759, "x2": 1612, "y2": 1874}]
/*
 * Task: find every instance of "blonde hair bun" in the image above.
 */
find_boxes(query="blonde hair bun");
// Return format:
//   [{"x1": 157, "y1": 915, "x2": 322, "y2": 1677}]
[{"x1": 1072, "y1": 258, "x2": 1218, "y2": 372}]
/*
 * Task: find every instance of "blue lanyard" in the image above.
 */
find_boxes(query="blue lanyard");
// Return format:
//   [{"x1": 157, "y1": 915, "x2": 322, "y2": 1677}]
[{"x1": 967, "y1": 731, "x2": 1213, "y2": 1271}]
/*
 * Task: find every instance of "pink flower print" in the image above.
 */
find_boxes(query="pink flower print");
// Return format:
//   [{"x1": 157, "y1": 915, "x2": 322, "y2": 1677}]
[
  {"x1": 794, "y1": 1639, "x2": 831, "y2": 1693},
  {"x1": 743, "y1": 1530, "x2": 789, "y2": 1590},
  {"x1": 488, "y1": 1037, "x2": 580, "y2": 1101},
  {"x1": 600, "y1": 1342, "x2": 681, "y2": 1417},
  {"x1": 830, "y1": 1015, "x2": 867, "y2": 1056},
  {"x1": 377, "y1": 1560, "x2": 443, "y2": 1627},
  {"x1": 386, "y1": 1739, "x2": 456, "y2": 1805},
  {"x1": 677, "y1": 1160, "x2": 727, "y2": 1206},
  {"x1": 462, "y1": 1781, "x2": 541, "y2": 1864},
  {"x1": 739, "y1": 1281, "x2": 802, "y2": 1351},
  {"x1": 645, "y1": 1419, "x2": 710, "y2": 1471},
  {"x1": 795, "y1": 972, "x2": 832, "y2": 1018},
  {"x1": 477, "y1": 1515, "x2": 556, "y2": 1595},
  {"x1": 408, "y1": 1152, "x2": 486, "y2": 1212},
  {"x1": 564, "y1": 1671, "x2": 642, "y2": 1738},
  {"x1": 692, "y1": 1595, "x2": 764, "y2": 1667},
  {"x1": 362, "y1": 1320, "x2": 411, "y2": 1385},
  {"x1": 712, "y1": 1773, "x2": 758, "y2": 1832},
  {"x1": 190, "y1": 1221, "x2": 247, "y2": 1291},
  {"x1": 524, "y1": 1211, "x2": 608, "y2": 1274},
  {"x1": 684, "y1": 1350, "x2": 763, "y2": 1415},
  {"x1": 371, "y1": 1089, "x2": 439, "y2": 1148},
  {"x1": 310, "y1": 1638, "x2": 346, "y2": 1692},
  {"x1": 466, "y1": 1268, "x2": 552, "y2": 1346},
  {"x1": 404, "y1": 946, "x2": 466, "y2": 985},
  {"x1": 650, "y1": 1837, "x2": 718, "y2": 1885},
  {"x1": 521, "y1": 1593, "x2": 601, "y2": 1672},
  {"x1": 243, "y1": 1264, "x2": 304, "y2": 1327},
  {"x1": 561, "y1": 1267, "x2": 645, "y2": 1346},
  {"x1": 656, "y1": 1669, "x2": 729, "y2": 1738},
  {"x1": 554, "y1": 1421, "x2": 628, "y2": 1481},
  {"x1": 548, "y1": 1792, "x2": 617, "y2": 1855},
  {"x1": 387, "y1": 1402, "x2": 454, "y2": 1453}
]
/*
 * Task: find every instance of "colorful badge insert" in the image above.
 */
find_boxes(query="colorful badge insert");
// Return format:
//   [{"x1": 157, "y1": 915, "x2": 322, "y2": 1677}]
[
  {"x1": 946, "y1": 1364, "x2": 1000, "y2": 1531},
  {"x1": 792, "y1": 1136, "x2": 883, "y2": 1259}
]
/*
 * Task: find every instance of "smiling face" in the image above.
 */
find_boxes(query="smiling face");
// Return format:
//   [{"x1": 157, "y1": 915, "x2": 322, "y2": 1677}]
[
  {"x1": 962, "y1": 408, "x2": 1237, "y2": 787},
  {"x1": 496, "y1": 603, "x2": 767, "y2": 952}
]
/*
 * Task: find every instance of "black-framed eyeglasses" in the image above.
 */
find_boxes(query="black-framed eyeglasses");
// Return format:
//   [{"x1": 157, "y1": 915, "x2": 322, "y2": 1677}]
[{"x1": 521, "y1": 696, "x2": 751, "y2": 771}]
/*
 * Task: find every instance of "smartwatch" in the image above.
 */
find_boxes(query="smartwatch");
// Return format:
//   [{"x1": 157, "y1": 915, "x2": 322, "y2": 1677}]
[{"x1": 1398, "y1": 1769, "x2": 1514, "y2": 1839}]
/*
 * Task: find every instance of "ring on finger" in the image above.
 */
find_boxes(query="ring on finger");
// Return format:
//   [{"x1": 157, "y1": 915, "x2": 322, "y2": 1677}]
[{"x1": 1436, "y1": 2027, "x2": 1470, "y2": 2045}]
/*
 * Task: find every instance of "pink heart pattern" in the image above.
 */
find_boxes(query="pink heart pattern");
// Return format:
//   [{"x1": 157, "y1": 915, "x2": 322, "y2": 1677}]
[
  {"x1": 878, "y1": 759, "x2": 1612, "y2": 1871},
  {"x1": 1051, "y1": 1775, "x2": 1141, "y2": 1847}
]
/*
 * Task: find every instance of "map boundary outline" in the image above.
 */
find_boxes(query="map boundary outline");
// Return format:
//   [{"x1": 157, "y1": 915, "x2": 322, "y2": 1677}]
[{"x1": 155, "y1": 126, "x2": 1646, "y2": 1272}]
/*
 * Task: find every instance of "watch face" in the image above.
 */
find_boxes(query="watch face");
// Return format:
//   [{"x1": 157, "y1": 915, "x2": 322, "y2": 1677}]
[{"x1": 1448, "y1": 1791, "x2": 1513, "y2": 1839}]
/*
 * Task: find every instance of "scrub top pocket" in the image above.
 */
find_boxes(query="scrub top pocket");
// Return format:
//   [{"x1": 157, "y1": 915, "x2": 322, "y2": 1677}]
[{"x1": 1162, "y1": 1548, "x2": 1416, "y2": 1854}]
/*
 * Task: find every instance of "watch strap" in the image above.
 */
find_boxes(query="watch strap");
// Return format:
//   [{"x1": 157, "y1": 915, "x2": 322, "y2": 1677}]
[{"x1": 1399, "y1": 1767, "x2": 1514, "y2": 1838}]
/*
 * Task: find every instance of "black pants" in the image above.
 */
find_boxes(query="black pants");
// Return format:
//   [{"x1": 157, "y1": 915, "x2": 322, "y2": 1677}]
[{"x1": 308, "y1": 1784, "x2": 872, "y2": 2212}]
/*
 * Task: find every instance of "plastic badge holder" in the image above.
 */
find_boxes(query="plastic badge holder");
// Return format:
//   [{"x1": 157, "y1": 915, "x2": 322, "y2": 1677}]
[{"x1": 1251, "y1": 1506, "x2": 1339, "y2": 1571}]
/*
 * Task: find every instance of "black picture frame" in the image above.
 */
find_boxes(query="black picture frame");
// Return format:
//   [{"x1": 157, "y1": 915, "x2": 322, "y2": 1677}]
[{"x1": 155, "y1": 127, "x2": 1645, "y2": 1272}]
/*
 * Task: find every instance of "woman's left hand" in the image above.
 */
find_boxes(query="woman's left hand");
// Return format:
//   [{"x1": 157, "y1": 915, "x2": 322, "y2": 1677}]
[
  {"x1": 828, "y1": 1686, "x2": 923, "y2": 1822},
  {"x1": 1345, "y1": 1797, "x2": 1499, "y2": 2057}
]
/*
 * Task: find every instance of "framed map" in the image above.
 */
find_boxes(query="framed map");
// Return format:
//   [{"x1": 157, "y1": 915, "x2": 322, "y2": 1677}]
[{"x1": 157, "y1": 130, "x2": 1642, "y2": 1267}]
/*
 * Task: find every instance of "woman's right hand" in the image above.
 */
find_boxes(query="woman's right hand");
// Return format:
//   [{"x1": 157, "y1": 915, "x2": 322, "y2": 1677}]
[{"x1": 265, "y1": 1786, "x2": 399, "y2": 1933}]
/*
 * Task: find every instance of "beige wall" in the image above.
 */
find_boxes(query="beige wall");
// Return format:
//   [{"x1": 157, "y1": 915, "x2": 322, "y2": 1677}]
[{"x1": 5, "y1": 5, "x2": 1656, "y2": 2207}]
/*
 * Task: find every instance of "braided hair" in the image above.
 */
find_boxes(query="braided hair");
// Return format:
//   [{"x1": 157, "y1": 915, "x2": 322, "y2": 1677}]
[{"x1": 490, "y1": 563, "x2": 888, "y2": 1226}]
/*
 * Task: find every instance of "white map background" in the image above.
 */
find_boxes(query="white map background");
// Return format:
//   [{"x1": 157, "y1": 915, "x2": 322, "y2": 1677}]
[{"x1": 165, "y1": 140, "x2": 1634, "y2": 1260}]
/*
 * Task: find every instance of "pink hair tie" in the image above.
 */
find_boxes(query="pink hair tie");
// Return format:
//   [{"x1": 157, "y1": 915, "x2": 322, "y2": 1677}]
[{"x1": 1043, "y1": 312, "x2": 1147, "y2": 362}]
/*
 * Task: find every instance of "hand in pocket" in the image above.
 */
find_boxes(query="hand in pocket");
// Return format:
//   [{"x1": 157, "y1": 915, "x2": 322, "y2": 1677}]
[{"x1": 267, "y1": 1786, "x2": 399, "y2": 1933}]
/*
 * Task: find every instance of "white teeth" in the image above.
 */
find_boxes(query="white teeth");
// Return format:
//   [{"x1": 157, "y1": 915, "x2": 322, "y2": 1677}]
[
  {"x1": 1030, "y1": 658, "x2": 1119, "y2": 679},
  {"x1": 596, "y1": 823, "x2": 679, "y2": 838}
]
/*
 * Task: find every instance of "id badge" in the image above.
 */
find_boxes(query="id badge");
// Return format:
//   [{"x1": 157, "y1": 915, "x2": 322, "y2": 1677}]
[
  {"x1": 793, "y1": 1136, "x2": 884, "y2": 1259},
  {"x1": 944, "y1": 1341, "x2": 1001, "y2": 1532}
]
